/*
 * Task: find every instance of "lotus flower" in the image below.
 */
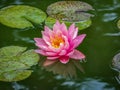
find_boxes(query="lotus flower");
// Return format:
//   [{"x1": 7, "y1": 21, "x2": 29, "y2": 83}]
[{"x1": 34, "y1": 21, "x2": 86, "y2": 66}]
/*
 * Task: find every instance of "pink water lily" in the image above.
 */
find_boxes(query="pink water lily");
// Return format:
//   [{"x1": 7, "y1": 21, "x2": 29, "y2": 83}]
[{"x1": 34, "y1": 21, "x2": 86, "y2": 66}]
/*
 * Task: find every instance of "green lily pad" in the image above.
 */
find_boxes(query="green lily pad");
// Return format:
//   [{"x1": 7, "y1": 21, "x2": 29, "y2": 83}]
[
  {"x1": 45, "y1": 17, "x2": 92, "y2": 30},
  {"x1": 0, "y1": 5, "x2": 47, "y2": 29},
  {"x1": 0, "y1": 46, "x2": 26, "y2": 59},
  {"x1": 117, "y1": 19, "x2": 120, "y2": 30},
  {"x1": 0, "y1": 46, "x2": 39, "y2": 82},
  {"x1": 0, "y1": 70, "x2": 32, "y2": 82},
  {"x1": 46, "y1": 1, "x2": 94, "y2": 30}
]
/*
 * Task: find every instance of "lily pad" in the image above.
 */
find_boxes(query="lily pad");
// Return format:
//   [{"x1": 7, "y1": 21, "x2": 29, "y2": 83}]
[
  {"x1": 47, "y1": 1, "x2": 94, "y2": 19},
  {"x1": 46, "y1": 1, "x2": 94, "y2": 30},
  {"x1": 0, "y1": 5, "x2": 47, "y2": 29},
  {"x1": 112, "y1": 53, "x2": 120, "y2": 72},
  {"x1": 0, "y1": 70, "x2": 32, "y2": 82},
  {"x1": 0, "y1": 46, "x2": 39, "y2": 82},
  {"x1": 117, "y1": 19, "x2": 120, "y2": 30},
  {"x1": 45, "y1": 17, "x2": 92, "y2": 30}
]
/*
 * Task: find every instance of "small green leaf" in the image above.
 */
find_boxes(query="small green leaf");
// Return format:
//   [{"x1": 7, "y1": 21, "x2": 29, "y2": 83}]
[
  {"x1": 0, "y1": 46, "x2": 39, "y2": 82},
  {"x1": 0, "y1": 5, "x2": 47, "y2": 29},
  {"x1": 45, "y1": 17, "x2": 92, "y2": 30}
]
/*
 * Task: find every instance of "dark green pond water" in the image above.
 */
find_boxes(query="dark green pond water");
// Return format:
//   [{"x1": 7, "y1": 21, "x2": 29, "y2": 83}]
[{"x1": 0, "y1": 0, "x2": 120, "y2": 90}]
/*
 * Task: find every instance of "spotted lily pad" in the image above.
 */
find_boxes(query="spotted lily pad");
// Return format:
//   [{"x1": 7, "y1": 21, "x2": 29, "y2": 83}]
[
  {"x1": 0, "y1": 46, "x2": 39, "y2": 82},
  {"x1": 0, "y1": 5, "x2": 47, "y2": 29},
  {"x1": 45, "y1": 1, "x2": 94, "y2": 30}
]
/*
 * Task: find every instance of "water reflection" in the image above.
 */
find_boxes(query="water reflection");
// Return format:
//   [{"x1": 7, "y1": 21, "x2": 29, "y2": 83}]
[
  {"x1": 13, "y1": 0, "x2": 23, "y2": 4},
  {"x1": 12, "y1": 82, "x2": 29, "y2": 90},
  {"x1": 13, "y1": 30, "x2": 34, "y2": 44},
  {"x1": 97, "y1": 0, "x2": 120, "y2": 11},
  {"x1": 61, "y1": 78, "x2": 115, "y2": 90},
  {"x1": 104, "y1": 32, "x2": 120, "y2": 36},
  {"x1": 0, "y1": 0, "x2": 120, "y2": 89},
  {"x1": 102, "y1": 13, "x2": 117, "y2": 22}
]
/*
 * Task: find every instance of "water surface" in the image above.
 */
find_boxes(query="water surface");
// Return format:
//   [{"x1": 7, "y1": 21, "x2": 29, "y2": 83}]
[{"x1": 0, "y1": 0, "x2": 120, "y2": 90}]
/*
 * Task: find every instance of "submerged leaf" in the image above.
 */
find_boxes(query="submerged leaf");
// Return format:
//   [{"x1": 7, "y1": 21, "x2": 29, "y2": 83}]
[
  {"x1": 0, "y1": 5, "x2": 47, "y2": 29},
  {"x1": 112, "y1": 53, "x2": 120, "y2": 72},
  {"x1": 0, "y1": 46, "x2": 39, "y2": 82},
  {"x1": 46, "y1": 1, "x2": 94, "y2": 30}
]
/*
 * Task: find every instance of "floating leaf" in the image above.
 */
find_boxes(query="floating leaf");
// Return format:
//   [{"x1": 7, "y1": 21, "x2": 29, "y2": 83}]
[
  {"x1": 112, "y1": 53, "x2": 120, "y2": 72},
  {"x1": 0, "y1": 70, "x2": 32, "y2": 82},
  {"x1": 41, "y1": 60, "x2": 84, "y2": 77},
  {"x1": 45, "y1": 17, "x2": 92, "y2": 30},
  {"x1": 0, "y1": 5, "x2": 47, "y2": 29},
  {"x1": 0, "y1": 46, "x2": 39, "y2": 82},
  {"x1": 0, "y1": 46, "x2": 26, "y2": 59},
  {"x1": 46, "y1": 1, "x2": 94, "y2": 19},
  {"x1": 46, "y1": 1, "x2": 94, "y2": 30},
  {"x1": 117, "y1": 19, "x2": 120, "y2": 29}
]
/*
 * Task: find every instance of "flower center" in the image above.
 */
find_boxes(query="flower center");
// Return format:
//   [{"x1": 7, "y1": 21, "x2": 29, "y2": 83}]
[{"x1": 50, "y1": 35, "x2": 64, "y2": 48}]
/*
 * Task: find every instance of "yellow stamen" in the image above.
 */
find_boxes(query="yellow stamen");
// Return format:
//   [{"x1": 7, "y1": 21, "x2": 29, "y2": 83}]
[{"x1": 50, "y1": 35, "x2": 64, "y2": 48}]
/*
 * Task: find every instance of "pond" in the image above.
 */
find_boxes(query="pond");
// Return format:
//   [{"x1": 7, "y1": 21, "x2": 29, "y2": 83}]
[{"x1": 0, "y1": 0, "x2": 120, "y2": 90}]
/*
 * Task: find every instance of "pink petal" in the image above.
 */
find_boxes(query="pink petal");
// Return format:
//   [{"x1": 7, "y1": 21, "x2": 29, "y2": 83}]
[
  {"x1": 46, "y1": 51, "x2": 57, "y2": 56},
  {"x1": 66, "y1": 50, "x2": 74, "y2": 56},
  {"x1": 43, "y1": 60, "x2": 57, "y2": 67},
  {"x1": 62, "y1": 35, "x2": 69, "y2": 49},
  {"x1": 35, "y1": 50, "x2": 47, "y2": 56},
  {"x1": 72, "y1": 34, "x2": 86, "y2": 48},
  {"x1": 47, "y1": 56, "x2": 59, "y2": 60},
  {"x1": 59, "y1": 56, "x2": 69, "y2": 64},
  {"x1": 42, "y1": 26, "x2": 53, "y2": 44},
  {"x1": 55, "y1": 20, "x2": 61, "y2": 27},
  {"x1": 35, "y1": 49, "x2": 58, "y2": 56},
  {"x1": 42, "y1": 31, "x2": 51, "y2": 46},
  {"x1": 58, "y1": 50, "x2": 66, "y2": 55},
  {"x1": 53, "y1": 21, "x2": 61, "y2": 33},
  {"x1": 60, "y1": 23, "x2": 68, "y2": 36},
  {"x1": 34, "y1": 38, "x2": 44, "y2": 44},
  {"x1": 44, "y1": 26, "x2": 52, "y2": 36},
  {"x1": 34, "y1": 38, "x2": 48, "y2": 50},
  {"x1": 69, "y1": 49, "x2": 85, "y2": 60},
  {"x1": 68, "y1": 23, "x2": 78, "y2": 39}
]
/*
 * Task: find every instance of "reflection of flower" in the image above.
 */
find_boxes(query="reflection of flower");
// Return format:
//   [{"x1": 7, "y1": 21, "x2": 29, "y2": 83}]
[{"x1": 34, "y1": 21, "x2": 86, "y2": 66}]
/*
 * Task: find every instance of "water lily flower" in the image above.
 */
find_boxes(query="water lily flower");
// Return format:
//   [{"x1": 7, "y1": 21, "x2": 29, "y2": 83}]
[{"x1": 34, "y1": 21, "x2": 86, "y2": 66}]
